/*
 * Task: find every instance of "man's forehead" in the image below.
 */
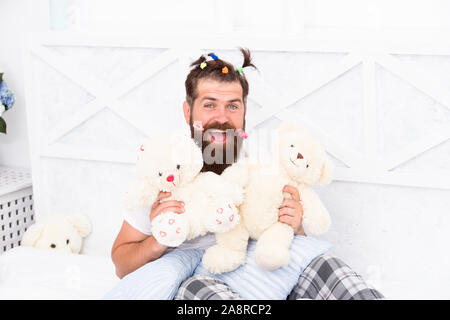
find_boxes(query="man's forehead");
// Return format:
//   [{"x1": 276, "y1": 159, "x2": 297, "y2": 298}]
[{"x1": 196, "y1": 79, "x2": 243, "y2": 102}]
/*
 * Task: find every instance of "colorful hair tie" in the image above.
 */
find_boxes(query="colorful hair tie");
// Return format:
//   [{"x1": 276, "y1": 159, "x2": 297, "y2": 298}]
[
  {"x1": 222, "y1": 66, "x2": 229, "y2": 74},
  {"x1": 193, "y1": 121, "x2": 203, "y2": 131},
  {"x1": 237, "y1": 67, "x2": 243, "y2": 74},
  {"x1": 238, "y1": 131, "x2": 248, "y2": 139},
  {"x1": 209, "y1": 53, "x2": 218, "y2": 61},
  {"x1": 200, "y1": 62, "x2": 207, "y2": 69}
]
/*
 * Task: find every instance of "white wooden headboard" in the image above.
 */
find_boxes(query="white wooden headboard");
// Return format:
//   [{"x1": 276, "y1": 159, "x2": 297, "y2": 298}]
[{"x1": 24, "y1": 32, "x2": 450, "y2": 298}]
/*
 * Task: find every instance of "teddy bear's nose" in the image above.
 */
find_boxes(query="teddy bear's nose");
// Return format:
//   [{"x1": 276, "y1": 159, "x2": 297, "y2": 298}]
[
  {"x1": 297, "y1": 153, "x2": 304, "y2": 159},
  {"x1": 166, "y1": 174, "x2": 175, "y2": 182}
]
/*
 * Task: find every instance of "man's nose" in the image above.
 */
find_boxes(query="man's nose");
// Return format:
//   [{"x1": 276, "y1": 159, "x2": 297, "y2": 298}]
[{"x1": 212, "y1": 106, "x2": 229, "y2": 123}]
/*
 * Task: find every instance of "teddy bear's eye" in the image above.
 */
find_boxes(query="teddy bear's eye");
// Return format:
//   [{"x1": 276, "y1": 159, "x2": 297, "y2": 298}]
[
  {"x1": 50, "y1": 244, "x2": 56, "y2": 249},
  {"x1": 176, "y1": 164, "x2": 181, "y2": 170},
  {"x1": 306, "y1": 164, "x2": 309, "y2": 168},
  {"x1": 66, "y1": 239, "x2": 70, "y2": 245},
  {"x1": 290, "y1": 144, "x2": 294, "y2": 148},
  {"x1": 158, "y1": 172, "x2": 162, "y2": 177}
]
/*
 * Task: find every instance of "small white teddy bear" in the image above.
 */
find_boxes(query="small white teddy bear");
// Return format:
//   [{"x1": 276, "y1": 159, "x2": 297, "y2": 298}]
[
  {"x1": 202, "y1": 122, "x2": 334, "y2": 273},
  {"x1": 124, "y1": 134, "x2": 245, "y2": 247},
  {"x1": 21, "y1": 214, "x2": 92, "y2": 254}
]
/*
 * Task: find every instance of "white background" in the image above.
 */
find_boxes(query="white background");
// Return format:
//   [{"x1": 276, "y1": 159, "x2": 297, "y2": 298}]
[
  {"x1": 1, "y1": 0, "x2": 450, "y2": 299},
  {"x1": 2, "y1": 0, "x2": 450, "y2": 167}
]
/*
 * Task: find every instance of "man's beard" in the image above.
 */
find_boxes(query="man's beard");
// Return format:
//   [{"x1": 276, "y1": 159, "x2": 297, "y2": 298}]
[{"x1": 189, "y1": 117, "x2": 245, "y2": 175}]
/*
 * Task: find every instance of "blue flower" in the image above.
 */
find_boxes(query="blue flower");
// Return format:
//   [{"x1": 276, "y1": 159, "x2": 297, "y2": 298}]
[{"x1": 0, "y1": 81, "x2": 15, "y2": 111}]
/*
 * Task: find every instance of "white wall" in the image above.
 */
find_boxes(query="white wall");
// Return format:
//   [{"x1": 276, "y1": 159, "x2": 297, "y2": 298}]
[
  {"x1": 305, "y1": 0, "x2": 450, "y2": 28},
  {"x1": 2, "y1": 0, "x2": 450, "y2": 168}
]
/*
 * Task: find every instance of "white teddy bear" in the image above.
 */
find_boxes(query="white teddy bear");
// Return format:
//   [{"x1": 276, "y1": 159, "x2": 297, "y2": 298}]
[
  {"x1": 124, "y1": 133, "x2": 245, "y2": 247},
  {"x1": 202, "y1": 122, "x2": 334, "y2": 273},
  {"x1": 21, "y1": 214, "x2": 92, "y2": 254}
]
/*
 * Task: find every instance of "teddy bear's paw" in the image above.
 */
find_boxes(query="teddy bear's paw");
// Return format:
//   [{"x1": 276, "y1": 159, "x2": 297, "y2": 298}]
[
  {"x1": 205, "y1": 203, "x2": 240, "y2": 233},
  {"x1": 254, "y1": 244, "x2": 290, "y2": 270},
  {"x1": 303, "y1": 213, "x2": 331, "y2": 235},
  {"x1": 151, "y1": 212, "x2": 189, "y2": 247},
  {"x1": 202, "y1": 245, "x2": 246, "y2": 274}
]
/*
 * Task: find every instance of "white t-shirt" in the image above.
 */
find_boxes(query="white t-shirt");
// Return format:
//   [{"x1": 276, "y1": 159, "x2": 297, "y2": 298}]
[{"x1": 124, "y1": 207, "x2": 216, "y2": 251}]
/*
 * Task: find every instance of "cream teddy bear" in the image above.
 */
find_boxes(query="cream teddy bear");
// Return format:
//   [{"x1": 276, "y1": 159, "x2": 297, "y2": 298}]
[
  {"x1": 202, "y1": 122, "x2": 333, "y2": 273},
  {"x1": 21, "y1": 214, "x2": 92, "y2": 254},
  {"x1": 124, "y1": 133, "x2": 245, "y2": 247}
]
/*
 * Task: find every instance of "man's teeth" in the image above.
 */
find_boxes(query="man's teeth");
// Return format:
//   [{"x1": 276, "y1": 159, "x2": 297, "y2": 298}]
[{"x1": 210, "y1": 131, "x2": 226, "y2": 142}]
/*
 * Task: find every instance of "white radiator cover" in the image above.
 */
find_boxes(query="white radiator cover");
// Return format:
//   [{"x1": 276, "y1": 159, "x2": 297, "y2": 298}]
[{"x1": 23, "y1": 33, "x2": 450, "y2": 299}]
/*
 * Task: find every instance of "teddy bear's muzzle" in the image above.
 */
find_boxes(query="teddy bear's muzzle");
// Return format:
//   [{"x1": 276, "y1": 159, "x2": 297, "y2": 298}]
[{"x1": 49, "y1": 244, "x2": 72, "y2": 253}]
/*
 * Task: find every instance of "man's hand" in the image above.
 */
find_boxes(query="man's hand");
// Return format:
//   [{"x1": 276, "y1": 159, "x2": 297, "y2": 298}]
[
  {"x1": 111, "y1": 190, "x2": 185, "y2": 278},
  {"x1": 278, "y1": 185, "x2": 306, "y2": 236},
  {"x1": 150, "y1": 192, "x2": 185, "y2": 223}
]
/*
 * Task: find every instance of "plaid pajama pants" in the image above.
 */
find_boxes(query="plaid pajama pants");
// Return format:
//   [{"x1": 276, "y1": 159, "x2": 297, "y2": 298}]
[{"x1": 174, "y1": 254, "x2": 384, "y2": 300}]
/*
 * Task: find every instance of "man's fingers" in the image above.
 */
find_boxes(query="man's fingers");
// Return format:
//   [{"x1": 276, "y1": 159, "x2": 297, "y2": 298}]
[
  {"x1": 157, "y1": 200, "x2": 185, "y2": 210},
  {"x1": 278, "y1": 215, "x2": 294, "y2": 226},
  {"x1": 159, "y1": 206, "x2": 185, "y2": 214},
  {"x1": 152, "y1": 192, "x2": 172, "y2": 209},
  {"x1": 150, "y1": 205, "x2": 185, "y2": 222},
  {"x1": 279, "y1": 207, "x2": 297, "y2": 217},
  {"x1": 282, "y1": 185, "x2": 300, "y2": 201},
  {"x1": 279, "y1": 198, "x2": 300, "y2": 209},
  {"x1": 157, "y1": 192, "x2": 172, "y2": 201}
]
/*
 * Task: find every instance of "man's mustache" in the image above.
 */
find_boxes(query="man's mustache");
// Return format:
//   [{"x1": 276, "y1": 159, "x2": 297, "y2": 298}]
[
  {"x1": 201, "y1": 121, "x2": 237, "y2": 132},
  {"x1": 189, "y1": 119, "x2": 244, "y2": 175}
]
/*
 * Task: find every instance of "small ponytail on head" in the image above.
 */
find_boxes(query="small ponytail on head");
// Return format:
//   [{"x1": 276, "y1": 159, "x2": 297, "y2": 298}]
[
  {"x1": 190, "y1": 55, "x2": 207, "y2": 68},
  {"x1": 185, "y1": 47, "x2": 258, "y2": 108},
  {"x1": 239, "y1": 47, "x2": 257, "y2": 71}
]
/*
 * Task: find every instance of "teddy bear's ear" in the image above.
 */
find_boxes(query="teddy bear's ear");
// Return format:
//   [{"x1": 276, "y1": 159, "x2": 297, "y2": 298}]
[
  {"x1": 170, "y1": 134, "x2": 203, "y2": 175},
  {"x1": 21, "y1": 223, "x2": 44, "y2": 247},
  {"x1": 67, "y1": 214, "x2": 92, "y2": 238},
  {"x1": 318, "y1": 158, "x2": 334, "y2": 185}
]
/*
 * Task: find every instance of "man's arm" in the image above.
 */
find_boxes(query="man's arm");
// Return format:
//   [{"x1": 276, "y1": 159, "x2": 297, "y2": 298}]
[
  {"x1": 111, "y1": 191, "x2": 185, "y2": 279},
  {"x1": 111, "y1": 221, "x2": 167, "y2": 279}
]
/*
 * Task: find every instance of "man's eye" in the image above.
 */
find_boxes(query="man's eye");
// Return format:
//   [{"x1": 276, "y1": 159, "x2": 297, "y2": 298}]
[
  {"x1": 228, "y1": 104, "x2": 238, "y2": 110},
  {"x1": 204, "y1": 104, "x2": 214, "y2": 108}
]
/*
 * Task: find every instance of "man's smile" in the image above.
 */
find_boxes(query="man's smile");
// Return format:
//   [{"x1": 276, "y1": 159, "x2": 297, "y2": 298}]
[{"x1": 206, "y1": 130, "x2": 227, "y2": 143}]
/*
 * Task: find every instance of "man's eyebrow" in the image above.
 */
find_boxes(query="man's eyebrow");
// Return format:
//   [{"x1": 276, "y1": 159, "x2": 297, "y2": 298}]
[
  {"x1": 201, "y1": 97, "x2": 243, "y2": 103},
  {"x1": 201, "y1": 97, "x2": 217, "y2": 101}
]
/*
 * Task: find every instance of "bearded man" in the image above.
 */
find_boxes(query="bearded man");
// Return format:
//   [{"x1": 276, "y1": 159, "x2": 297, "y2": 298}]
[{"x1": 108, "y1": 48, "x2": 383, "y2": 300}]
